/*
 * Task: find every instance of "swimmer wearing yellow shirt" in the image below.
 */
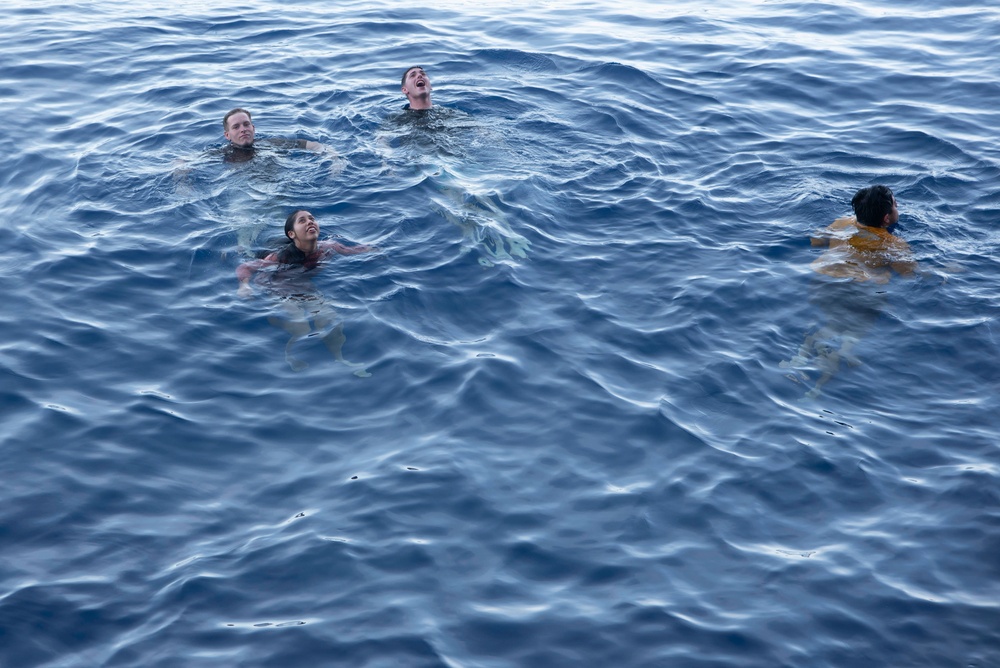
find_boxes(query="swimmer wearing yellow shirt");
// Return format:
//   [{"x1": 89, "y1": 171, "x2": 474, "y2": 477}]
[
  {"x1": 809, "y1": 185, "x2": 916, "y2": 284},
  {"x1": 782, "y1": 185, "x2": 913, "y2": 398}
]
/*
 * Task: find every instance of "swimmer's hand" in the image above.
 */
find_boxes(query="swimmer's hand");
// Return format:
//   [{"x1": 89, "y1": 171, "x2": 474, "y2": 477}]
[
  {"x1": 938, "y1": 263, "x2": 965, "y2": 283},
  {"x1": 328, "y1": 157, "x2": 346, "y2": 177},
  {"x1": 172, "y1": 158, "x2": 193, "y2": 195},
  {"x1": 237, "y1": 282, "x2": 254, "y2": 299},
  {"x1": 918, "y1": 264, "x2": 962, "y2": 284},
  {"x1": 172, "y1": 158, "x2": 191, "y2": 178},
  {"x1": 304, "y1": 141, "x2": 345, "y2": 176},
  {"x1": 331, "y1": 241, "x2": 379, "y2": 256}
]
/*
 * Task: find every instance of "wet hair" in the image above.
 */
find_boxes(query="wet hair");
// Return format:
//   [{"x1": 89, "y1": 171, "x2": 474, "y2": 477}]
[
  {"x1": 222, "y1": 107, "x2": 252, "y2": 132},
  {"x1": 401, "y1": 66, "x2": 423, "y2": 87},
  {"x1": 851, "y1": 185, "x2": 895, "y2": 227},
  {"x1": 284, "y1": 209, "x2": 307, "y2": 238}
]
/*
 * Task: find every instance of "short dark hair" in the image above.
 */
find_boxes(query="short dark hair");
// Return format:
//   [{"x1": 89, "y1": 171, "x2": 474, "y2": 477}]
[
  {"x1": 401, "y1": 66, "x2": 423, "y2": 87},
  {"x1": 223, "y1": 108, "x2": 252, "y2": 132},
  {"x1": 851, "y1": 185, "x2": 895, "y2": 227}
]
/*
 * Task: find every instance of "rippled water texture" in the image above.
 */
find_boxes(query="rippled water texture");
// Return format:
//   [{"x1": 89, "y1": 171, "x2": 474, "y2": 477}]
[{"x1": 2, "y1": 1, "x2": 999, "y2": 666}]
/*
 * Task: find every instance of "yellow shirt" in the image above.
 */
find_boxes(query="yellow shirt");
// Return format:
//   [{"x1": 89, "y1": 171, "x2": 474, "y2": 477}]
[{"x1": 810, "y1": 216, "x2": 916, "y2": 284}]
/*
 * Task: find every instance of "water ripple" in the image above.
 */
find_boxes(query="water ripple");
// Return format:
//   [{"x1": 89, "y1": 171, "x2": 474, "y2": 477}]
[{"x1": 2, "y1": 1, "x2": 999, "y2": 666}]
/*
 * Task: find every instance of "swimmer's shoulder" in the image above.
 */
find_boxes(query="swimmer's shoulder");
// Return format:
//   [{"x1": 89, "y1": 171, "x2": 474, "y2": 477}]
[
  {"x1": 830, "y1": 216, "x2": 858, "y2": 231},
  {"x1": 811, "y1": 216, "x2": 857, "y2": 247}
]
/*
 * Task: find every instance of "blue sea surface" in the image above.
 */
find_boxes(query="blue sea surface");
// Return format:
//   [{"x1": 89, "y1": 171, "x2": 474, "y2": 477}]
[{"x1": 1, "y1": 0, "x2": 999, "y2": 666}]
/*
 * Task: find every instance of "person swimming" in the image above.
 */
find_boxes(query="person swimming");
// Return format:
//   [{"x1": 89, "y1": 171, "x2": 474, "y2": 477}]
[
  {"x1": 808, "y1": 185, "x2": 915, "y2": 284},
  {"x1": 379, "y1": 66, "x2": 530, "y2": 266},
  {"x1": 174, "y1": 108, "x2": 346, "y2": 254},
  {"x1": 220, "y1": 107, "x2": 342, "y2": 165},
  {"x1": 237, "y1": 209, "x2": 376, "y2": 374},
  {"x1": 400, "y1": 66, "x2": 433, "y2": 111},
  {"x1": 781, "y1": 185, "x2": 916, "y2": 398}
]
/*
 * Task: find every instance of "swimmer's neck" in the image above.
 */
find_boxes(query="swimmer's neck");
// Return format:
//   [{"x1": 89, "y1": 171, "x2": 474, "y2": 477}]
[
  {"x1": 293, "y1": 239, "x2": 319, "y2": 255},
  {"x1": 849, "y1": 216, "x2": 895, "y2": 234}
]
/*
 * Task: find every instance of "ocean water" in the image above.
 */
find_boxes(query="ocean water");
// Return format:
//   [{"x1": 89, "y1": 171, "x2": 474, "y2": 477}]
[{"x1": 2, "y1": 0, "x2": 999, "y2": 666}]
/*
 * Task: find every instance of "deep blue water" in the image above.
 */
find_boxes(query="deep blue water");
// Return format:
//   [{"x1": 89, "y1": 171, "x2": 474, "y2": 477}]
[{"x1": 2, "y1": 1, "x2": 999, "y2": 666}]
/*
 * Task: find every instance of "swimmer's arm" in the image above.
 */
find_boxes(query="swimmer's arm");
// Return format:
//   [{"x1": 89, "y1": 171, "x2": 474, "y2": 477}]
[
  {"x1": 890, "y1": 259, "x2": 918, "y2": 277},
  {"x1": 325, "y1": 241, "x2": 376, "y2": 255},
  {"x1": 888, "y1": 238, "x2": 919, "y2": 278},
  {"x1": 296, "y1": 139, "x2": 344, "y2": 174},
  {"x1": 172, "y1": 158, "x2": 195, "y2": 189},
  {"x1": 297, "y1": 139, "x2": 326, "y2": 152},
  {"x1": 236, "y1": 253, "x2": 279, "y2": 297},
  {"x1": 910, "y1": 262, "x2": 963, "y2": 283},
  {"x1": 296, "y1": 139, "x2": 341, "y2": 158},
  {"x1": 890, "y1": 254, "x2": 954, "y2": 282},
  {"x1": 172, "y1": 157, "x2": 191, "y2": 176},
  {"x1": 810, "y1": 217, "x2": 855, "y2": 247},
  {"x1": 267, "y1": 137, "x2": 339, "y2": 158}
]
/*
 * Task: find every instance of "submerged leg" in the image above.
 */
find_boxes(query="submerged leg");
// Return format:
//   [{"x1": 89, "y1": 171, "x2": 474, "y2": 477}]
[
  {"x1": 781, "y1": 326, "x2": 831, "y2": 369},
  {"x1": 313, "y1": 314, "x2": 372, "y2": 377},
  {"x1": 839, "y1": 335, "x2": 862, "y2": 367},
  {"x1": 435, "y1": 185, "x2": 530, "y2": 265},
  {"x1": 467, "y1": 194, "x2": 530, "y2": 262},
  {"x1": 804, "y1": 336, "x2": 862, "y2": 399},
  {"x1": 269, "y1": 303, "x2": 313, "y2": 371},
  {"x1": 805, "y1": 346, "x2": 840, "y2": 399}
]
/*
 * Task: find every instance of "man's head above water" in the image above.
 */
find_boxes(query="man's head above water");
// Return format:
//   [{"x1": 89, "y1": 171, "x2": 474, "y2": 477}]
[
  {"x1": 400, "y1": 66, "x2": 433, "y2": 110},
  {"x1": 222, "y1": 108, "x2": 255, "y2": 148},
  {"x1": 851, "y1": 184, "x2": 899, "y2": 228}
]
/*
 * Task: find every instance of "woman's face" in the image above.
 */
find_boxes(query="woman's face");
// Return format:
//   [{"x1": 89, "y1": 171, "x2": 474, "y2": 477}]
[{"x1": 287, "y1": 210, "x2": 320, "y2": 244}]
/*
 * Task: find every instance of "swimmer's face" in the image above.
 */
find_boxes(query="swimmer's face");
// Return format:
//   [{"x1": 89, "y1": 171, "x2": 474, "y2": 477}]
[
  {"x1": 888, "y1": 195, "x2": 899, "y2": 226},
  {"x1": 402, "y1": 67, "x2": 431, "y2": 99},
  {"x1": 287, "y1": 210, "x2": 319, "y2": 243},
  {"x1": 224, "y1": 112, "x2": 255, "y2": 148}
]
